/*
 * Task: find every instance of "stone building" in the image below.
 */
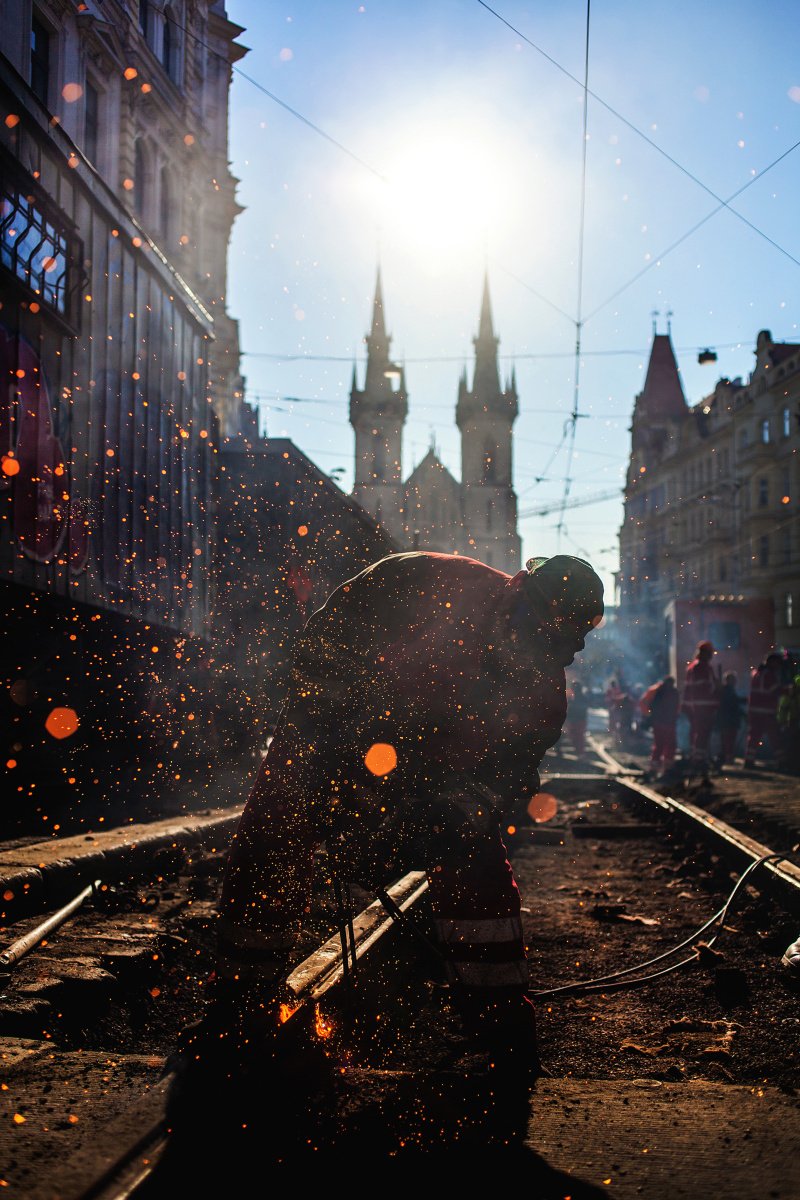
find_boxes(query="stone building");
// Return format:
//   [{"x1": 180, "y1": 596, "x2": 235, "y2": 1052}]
[
  {"x1": 212, "y1": 432, "x2": 399, "y2": 759},
  {"x1": 350, "y1": 270, "x2": 522, "y2": 574},
  {"x1": 0, "y1": 1, "x2": 248, "y2": 824},
  {"x1": 618, "y1": 325, "x2": 800, "y2": 678}
]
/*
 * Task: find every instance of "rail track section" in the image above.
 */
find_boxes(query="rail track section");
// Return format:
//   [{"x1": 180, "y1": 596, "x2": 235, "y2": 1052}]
[
  {"x1": 1, "y1": 754, "x2": 799, "y2": 1198},
  {"x1": 584, "y1": 736, "x2": 800, "y2": 915}
]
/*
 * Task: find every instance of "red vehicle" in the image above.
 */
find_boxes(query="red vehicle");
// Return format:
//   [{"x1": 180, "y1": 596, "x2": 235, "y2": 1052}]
[{"x1": 665, "y1": 597, "x2": 775, "y2": 693}]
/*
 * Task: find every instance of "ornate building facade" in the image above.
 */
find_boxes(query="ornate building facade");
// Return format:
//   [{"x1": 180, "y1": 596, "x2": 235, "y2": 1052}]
[
  {"x1": 349, "y1": 271, "x2": 522, "y2": 574},
  {"x1": 618, "y1": 325, "x2": 800, "y2": 675},
  {"x1": 0, "y1": 1, "x2": 249, "y2": 815}
]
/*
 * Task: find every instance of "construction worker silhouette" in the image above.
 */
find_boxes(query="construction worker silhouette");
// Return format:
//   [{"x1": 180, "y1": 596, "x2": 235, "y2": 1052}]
[{"x1": 187, "y1": 552, "x2": 604, "y2": 1085}]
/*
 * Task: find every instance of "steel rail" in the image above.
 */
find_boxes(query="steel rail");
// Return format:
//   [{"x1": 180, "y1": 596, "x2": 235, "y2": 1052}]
[
  {"x1": 68, "y1": 868, "x2": 430, "y2": 1200},
  {"x1": 587, "y1": 735, "x2": 800, "y2": 914}
]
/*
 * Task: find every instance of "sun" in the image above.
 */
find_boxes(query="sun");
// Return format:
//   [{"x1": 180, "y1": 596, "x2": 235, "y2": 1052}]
[{"x1": 369, "y1": 121, "x2": 520, "y2": 267}]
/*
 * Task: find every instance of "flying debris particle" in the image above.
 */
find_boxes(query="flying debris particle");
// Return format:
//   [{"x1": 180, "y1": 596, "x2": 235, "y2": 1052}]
[
  {"x1": 123, "y1": 67, "x2": 138, "y2": 80},
  {"x1": 4, "y1": 114, "x2": 20, "y2": 128},
  {"x1": 1, "y1": 454, "x2": 20, "y2": 477},
  {"x1": 297, "y1": 525, "x2": 308, "y2": 537},
  {"x1": 61, "y1": 83, "x2": 83, "y2": 102},
  {"x1": 44, "y1": 707, "x2": 79, "y2": 740}
]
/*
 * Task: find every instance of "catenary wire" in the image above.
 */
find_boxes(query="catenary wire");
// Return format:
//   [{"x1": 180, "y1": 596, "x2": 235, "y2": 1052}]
[
  {"x1": 475, "y1": 0, "x2": 800, "y2": 276},
  {"x1": 555, "y1": 0, "x2": 591, "y2": 550}
]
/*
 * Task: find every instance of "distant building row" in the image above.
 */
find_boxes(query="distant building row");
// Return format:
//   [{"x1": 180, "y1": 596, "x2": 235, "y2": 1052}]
[{"x1": 619, "y1": 326, "x2": 800, "y2": 678}]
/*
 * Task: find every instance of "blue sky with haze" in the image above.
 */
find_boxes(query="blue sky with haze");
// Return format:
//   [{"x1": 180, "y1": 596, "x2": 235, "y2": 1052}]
[{"x1": 225, "y1": 1, "x2": 800, "y2": 597}]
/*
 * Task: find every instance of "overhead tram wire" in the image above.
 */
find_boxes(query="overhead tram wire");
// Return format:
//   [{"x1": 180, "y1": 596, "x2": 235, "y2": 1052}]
[
  {"x1": 555, "y1": 0, "x2": 592, "y2": 552},
  {"x1": 241, "y1": 340, "x2": 750, "y2": 364},
  {"x1": 175, "y1": 3, "x2": 799, "y2": 398},
  {"x1": 583, "y1": 136, "x2": 800, "y2": 324},
  {"x1": 475, "y1": 0, "x2": 800, "y2": 269}
]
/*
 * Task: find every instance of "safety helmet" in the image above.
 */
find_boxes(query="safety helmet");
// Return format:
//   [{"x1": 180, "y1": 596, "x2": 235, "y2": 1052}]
[{"x1": 524, "y1": 555, "x2": 604, "y2": 633}]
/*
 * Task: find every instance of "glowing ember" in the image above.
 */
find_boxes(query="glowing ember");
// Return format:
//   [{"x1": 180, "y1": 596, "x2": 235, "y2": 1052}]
[
  {"x1": 364, "y1": 741, "x2": 397, "y2": 776},
  {"x1": 279, "y1": 1002, "x2": 298, "y2": 1023},
  {"x1": 314, "y1": 1004, "x2": 333, "y2": 1039}
]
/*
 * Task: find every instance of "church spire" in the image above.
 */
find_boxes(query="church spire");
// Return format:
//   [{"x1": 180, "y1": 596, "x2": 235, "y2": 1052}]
[
  {"x1": 478, "y1": 271, "x2": 495, "y2": 341},
  {"x1": 370, "y1": 266, "x2": 387, "y2": 340},
  {"x1": 470, "y1": 272, "x2": 501, "y2": 400}
]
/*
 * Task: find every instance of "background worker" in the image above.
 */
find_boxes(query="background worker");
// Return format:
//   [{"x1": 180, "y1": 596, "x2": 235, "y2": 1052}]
[
  {"x1": 744, "y1": 652, "x2": 786, "y2": 768},
  {"x1": 716, "y1": 672, "x2": 745, "y2": 768},
  {"x1": 647, "y1": 675, "x2": 680, "y2": 778},
  {"x1": 200, "y1": 551, "x2": 604, "y2": 1082},
  {"x1": 564, "y1": 680, "x2": 590, "y2": 758},
  {"x1": 681, "y1": 640, "x2": 721, "y2": 776},
  {"x1": 777, "y1": 674, "x2": 800, "y2": 771}
]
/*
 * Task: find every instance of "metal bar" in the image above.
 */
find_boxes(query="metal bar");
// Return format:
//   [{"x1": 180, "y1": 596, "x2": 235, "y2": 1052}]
[{"x1": 0, "y1": 880, "x2": 100, "y2": 972}]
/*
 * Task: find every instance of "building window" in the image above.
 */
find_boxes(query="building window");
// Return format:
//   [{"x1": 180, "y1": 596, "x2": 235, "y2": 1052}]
[
  {"x1": 759, "y1": 535, "x2": 769, "y2": 568},
  {"x1": 134, "y1": 139, "x2": 147, "y2": 218},
  {"x1": 159, "y1": 165, "x2": 171, "y2": 240},
  {"x1": 84, "y1": 79, "x2": 99, "y2": 165},
  {"x1": 163, "y1": 7, "x2": 181, "y2": 85},
  {"x1": 787, "y1": 593, "x2": 794, "y2": 628},
  {"x1": 139, "y1": 0, "x2": 150, "y2": 36},
  {"x1": 758, "y1": 477, "x2": 769, "y2": 507},
  {"x1": 762, "y1": 418, "x2": 770, "y2": 444},
  {"x1": 784, "y1": 407, "x2": 791, "y2": 438},
  {"x1": 708, "y1": 621, "x2": 741, "y2": 651},
  {"x1": 482, "y1": 442, "x2": 496, "y2": 482},
  {"x1": 739, "y1": 426, "x2": 749, "y2": 449},
  {"x1": 1, "y1": 180, "x2": 71, "y2": 314},
  {"x1": 783, "y1": 528, "x2": 792, "y2": 566},
  {"x1": 30, "y1": 14, "x2": 50, "y2": 106},
  {"x1": 719, "y1": 556, "x2": 727, "y2": 582}
]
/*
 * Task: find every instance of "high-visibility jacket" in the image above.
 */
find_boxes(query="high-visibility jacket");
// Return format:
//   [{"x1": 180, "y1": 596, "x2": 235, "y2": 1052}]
[
  {"x1": 218, "y1": 552, "x2": 571, "y2": 1008},
  {"x1": 682, "y1": 658, "x2": 720, "y2": 720},
  {"x1": 748, "y1": 664, "x2": 783, "y2": 717}
]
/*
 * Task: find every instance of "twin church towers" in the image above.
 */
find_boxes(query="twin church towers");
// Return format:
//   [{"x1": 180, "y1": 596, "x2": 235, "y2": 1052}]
[{"x1": 349, "y1": 270, "x2": 522, "y2": 574}]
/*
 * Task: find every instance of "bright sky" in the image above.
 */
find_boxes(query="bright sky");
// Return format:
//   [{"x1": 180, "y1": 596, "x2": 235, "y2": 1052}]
[{"x1": 225, "y1": 1, "x2": 800, "y2": 600}]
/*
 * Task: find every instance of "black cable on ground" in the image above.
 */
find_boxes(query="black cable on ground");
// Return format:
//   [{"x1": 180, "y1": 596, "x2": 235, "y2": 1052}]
[{"x1": 530, "y1": 851, "x2": 792, "y2": 999}]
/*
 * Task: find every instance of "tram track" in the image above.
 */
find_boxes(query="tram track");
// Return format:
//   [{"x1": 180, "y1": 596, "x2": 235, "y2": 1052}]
[{"x1": 0, "y1": 747, "x2": 798, "y2": 1199}]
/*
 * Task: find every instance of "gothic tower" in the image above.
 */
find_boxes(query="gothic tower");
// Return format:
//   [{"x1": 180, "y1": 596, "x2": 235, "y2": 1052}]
[
  {"x1": 349, "y1": 269, "x2": 408, "y2": 542},
  {"x1": 456, "y1": 275, "x2": 521, "y2": 573}
]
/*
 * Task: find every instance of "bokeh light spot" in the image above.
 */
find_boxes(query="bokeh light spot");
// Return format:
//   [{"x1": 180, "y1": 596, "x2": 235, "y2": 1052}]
[
  {"x1": 364, "y1": 742, "x2": 397, "y2": 777},
  {"x1": 45, "y1": 707, "x2": 79, "y2": 740},
  {"x1": 527, "y1": 792, "x2": 558, "y2": 823}
]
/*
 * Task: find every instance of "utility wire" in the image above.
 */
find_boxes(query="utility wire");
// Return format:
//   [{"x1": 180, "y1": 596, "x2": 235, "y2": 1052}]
[
  {"x1": 584, "y1": 137, "x2": 800, "y2": 323},
  {"x1": 241, "y1": 340, "x2": 749, "y2": 363},
  {"x1": 476, "y1": 0, "x2": 800, "y2": 275},
  {"x1": 555, "y1": 0, "x2": 591, "y2": 551}
]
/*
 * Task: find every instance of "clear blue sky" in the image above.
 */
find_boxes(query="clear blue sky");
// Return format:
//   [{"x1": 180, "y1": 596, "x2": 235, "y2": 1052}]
[{"x1": 225, "y1": 1, "x2": 800, "y2": 599}]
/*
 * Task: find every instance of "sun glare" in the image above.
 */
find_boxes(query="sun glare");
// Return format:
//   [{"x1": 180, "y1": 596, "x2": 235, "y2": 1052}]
[{"x1": 377, "y1": 125, "x2": 516, "y2": 264}]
